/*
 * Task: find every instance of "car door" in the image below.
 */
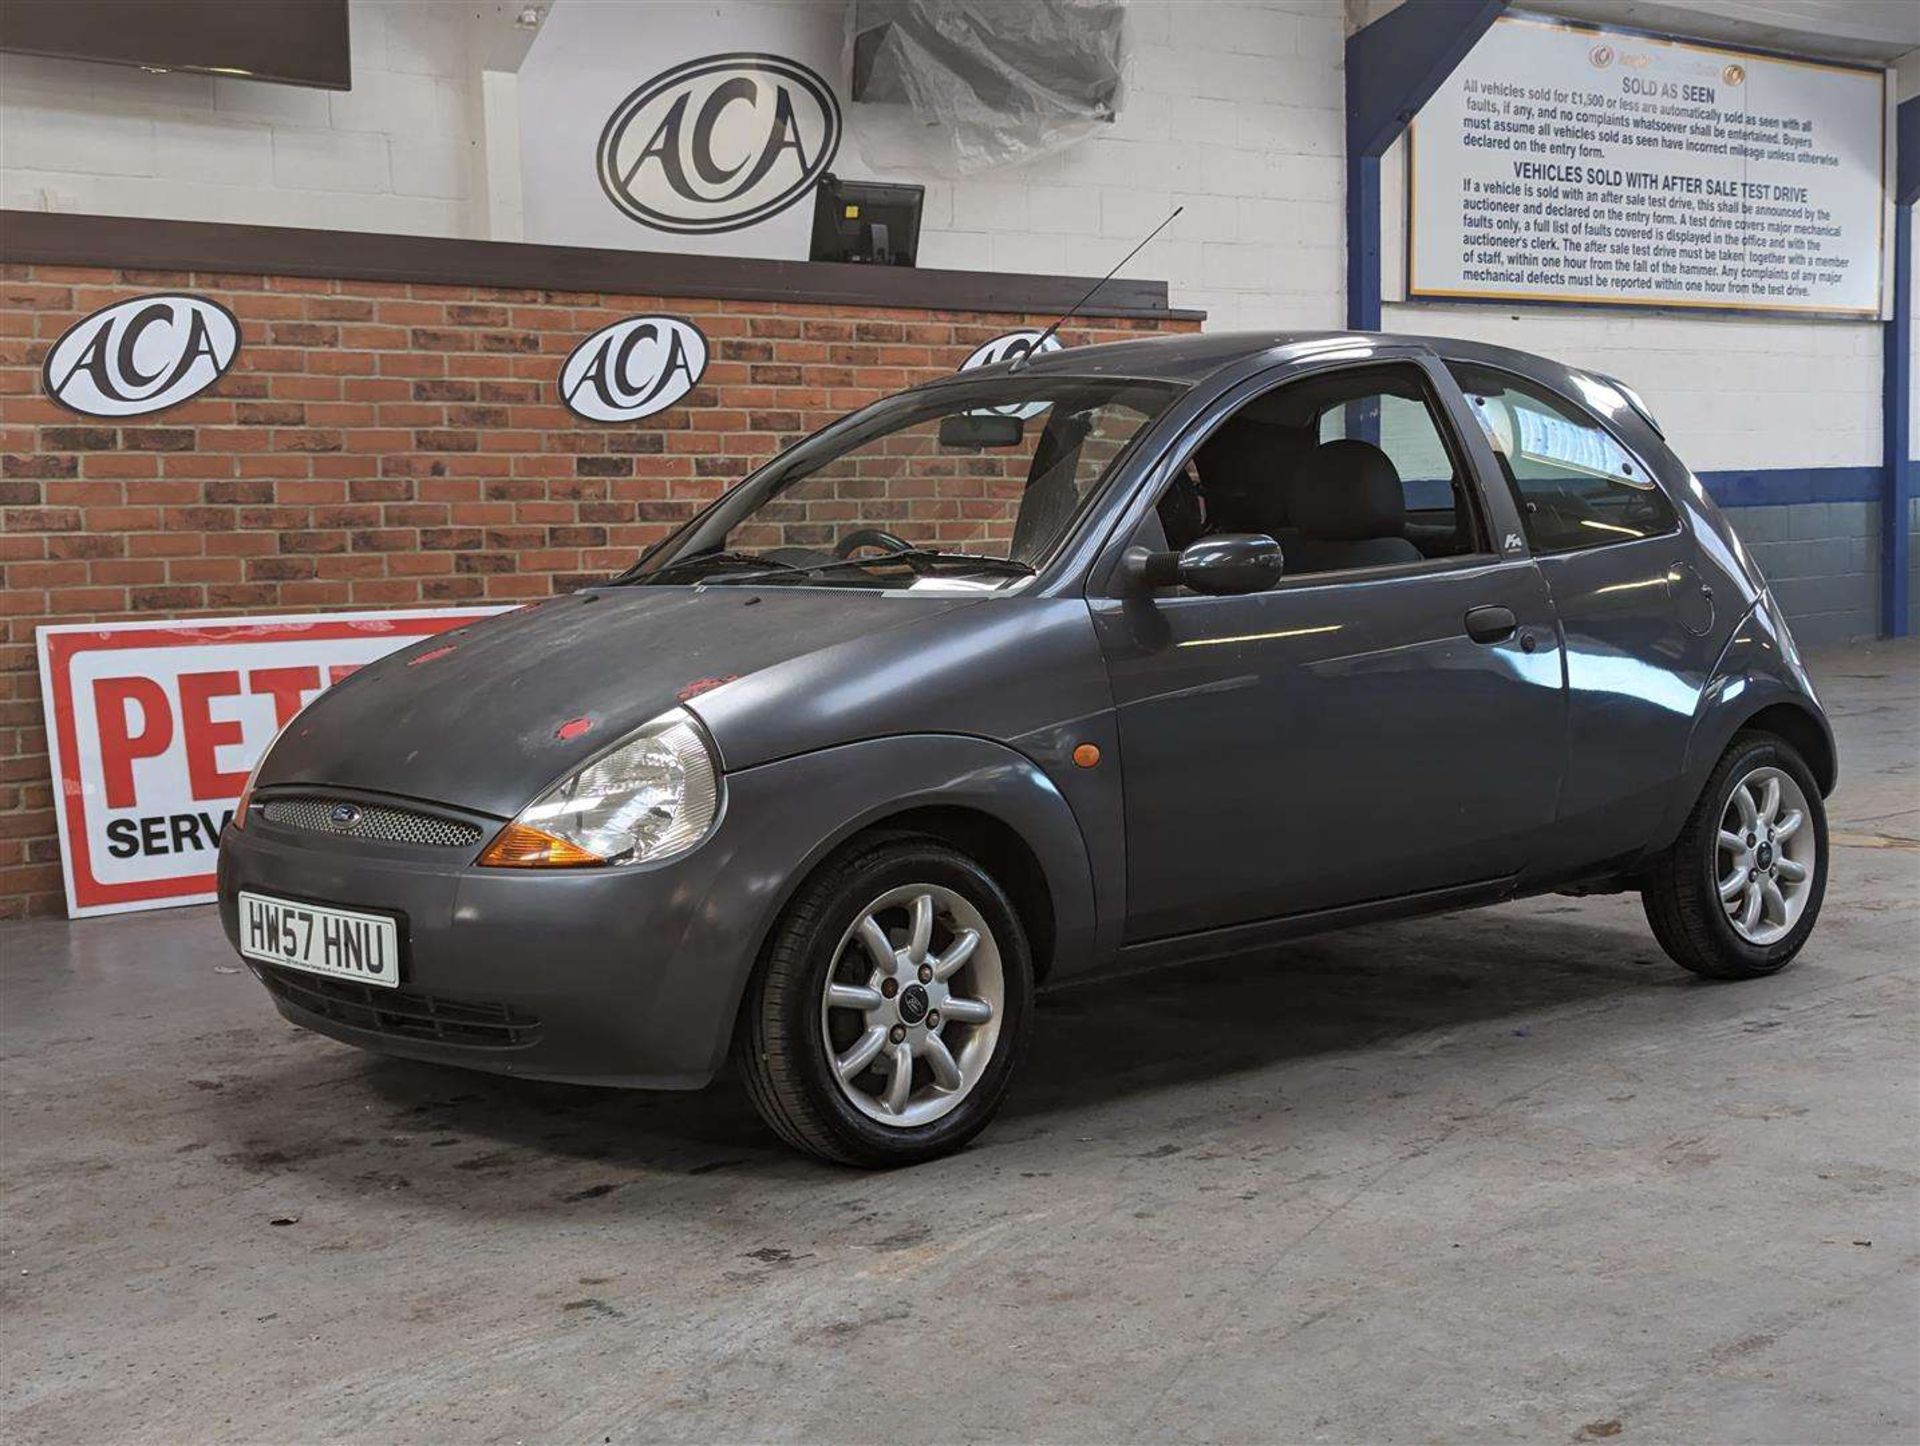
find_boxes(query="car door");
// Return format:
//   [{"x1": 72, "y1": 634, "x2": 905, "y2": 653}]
[
  {"x1": 1445, "y1": 360, "x2": 1726, "y2": 875},
  {"x1": 1088, "y1": 355, "x2": 1567, "y2": 943}
]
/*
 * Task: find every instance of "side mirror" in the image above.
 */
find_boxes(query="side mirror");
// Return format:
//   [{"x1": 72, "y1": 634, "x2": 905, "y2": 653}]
[{"x1": 1123, "y1": 533, "x2": 1284, "y2": 596}]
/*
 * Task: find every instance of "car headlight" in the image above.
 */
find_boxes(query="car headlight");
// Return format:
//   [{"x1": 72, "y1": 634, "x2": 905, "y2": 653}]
[
  {"x1": 228, "y1": 721, "x2": 290, "y2": 832},
  {"x1": 228, "y1": 746, "x2": 270, "y2": 832},
  {"x1": 477, "y1": 708, "x2": 720, "y2": 868}
]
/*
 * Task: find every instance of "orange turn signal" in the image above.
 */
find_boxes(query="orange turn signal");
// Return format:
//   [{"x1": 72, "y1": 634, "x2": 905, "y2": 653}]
[
  {"x1": 1072, "y1": 743, "x2": 1101, "y2": 769},
  {"x1": 476, "y1": 822, "x2": 606, "y2": 869}
]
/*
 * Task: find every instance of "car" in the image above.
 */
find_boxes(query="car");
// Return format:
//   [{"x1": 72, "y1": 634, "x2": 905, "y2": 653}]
[{"x1": 217, "y1": 330, "x2": 1835, "y2": 1167}]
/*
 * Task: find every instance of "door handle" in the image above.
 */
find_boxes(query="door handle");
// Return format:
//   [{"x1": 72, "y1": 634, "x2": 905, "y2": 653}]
[{"x1": 1464, "y1": 605, "x2": 1517, "y2": 644}]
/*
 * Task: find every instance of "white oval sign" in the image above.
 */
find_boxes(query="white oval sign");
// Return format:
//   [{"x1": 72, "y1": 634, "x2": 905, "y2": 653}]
[
  {"x1": 959, "y1": 330, "x2": 1065, "y2": 373},
  {"x1": 959, "y1": 329, "x2": 1065, "y2": 419},
  {"x1": 559, "y1": 316, "x2": 709, "y2": 422},
  {"x1": 596, "y1": 52, "x2": 842, "y2": 235},
  {"x1": 43, "y1": 294, "x2": 240, "y2": 418}
]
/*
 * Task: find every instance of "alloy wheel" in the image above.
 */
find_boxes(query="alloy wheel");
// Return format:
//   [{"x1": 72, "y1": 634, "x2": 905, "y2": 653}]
[
  {"x1": 1715, "y1": 765, "x2": 1816, "y2": 946},
  {"x1": 818, "y1": 883, "x2": 1004, "y2": 1128}
]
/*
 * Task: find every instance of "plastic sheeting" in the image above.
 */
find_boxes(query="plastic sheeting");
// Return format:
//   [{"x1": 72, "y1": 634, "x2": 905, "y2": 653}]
[{"x1": 847, "y1": 0, "x2": 1127, "y2": 173}]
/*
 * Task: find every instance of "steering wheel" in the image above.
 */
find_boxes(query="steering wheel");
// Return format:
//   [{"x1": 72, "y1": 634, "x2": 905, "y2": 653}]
[{"x1": 834, "y1": 527, "x2": 914, "y2": 558}]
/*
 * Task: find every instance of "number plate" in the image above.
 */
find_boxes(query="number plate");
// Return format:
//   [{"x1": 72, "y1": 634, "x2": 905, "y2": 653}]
[{"x1": 238, "y1": 891, "x2": 400, "y2": 989}]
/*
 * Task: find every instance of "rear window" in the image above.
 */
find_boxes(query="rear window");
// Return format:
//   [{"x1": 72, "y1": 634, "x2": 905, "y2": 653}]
[{"x1": 1447, "y1": 362, "x2": 1677, "y2": 553}]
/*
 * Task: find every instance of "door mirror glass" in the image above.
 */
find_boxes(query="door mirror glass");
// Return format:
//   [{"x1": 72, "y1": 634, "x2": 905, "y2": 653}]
[
  {"x1": 1127, "y1": 533, "x2": 1284, "y2": 595},
  {"x1": 1181, "y1": 533, "x2": 1285, "y2": 594}
]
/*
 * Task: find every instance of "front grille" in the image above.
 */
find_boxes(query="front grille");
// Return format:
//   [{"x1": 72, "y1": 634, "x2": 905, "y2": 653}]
[
  {"x1": 256, "y1": 965, "x2": 541, "y2": 1048},
  {"x1": 261, "y1": 796, "x2": 482, "y2": 849}
]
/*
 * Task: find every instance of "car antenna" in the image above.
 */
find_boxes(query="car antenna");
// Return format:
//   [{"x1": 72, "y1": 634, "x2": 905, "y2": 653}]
[{"x1": 1010, "y1": 205, "x2": 1183, "y2": 371}]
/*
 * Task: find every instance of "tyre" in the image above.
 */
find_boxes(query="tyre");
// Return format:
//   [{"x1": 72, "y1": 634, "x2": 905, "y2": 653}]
[
  {"x1": 736, "y1": 834, "x2": 1034, "y2": 1166},
  {"x1": 1643, "y1": 731, "x2": 1828, "y2": 980}
]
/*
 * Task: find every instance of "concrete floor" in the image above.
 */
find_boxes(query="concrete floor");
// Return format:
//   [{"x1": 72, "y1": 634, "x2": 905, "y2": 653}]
[{"x1": 3, "y1": 643, "x2": 1915, "y2": 1445}]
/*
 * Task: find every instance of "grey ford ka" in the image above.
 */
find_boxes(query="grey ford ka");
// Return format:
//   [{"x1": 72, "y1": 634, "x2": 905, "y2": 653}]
[{"x1": 217, "y1": 331, "x2": 1835, "y2": 1166}]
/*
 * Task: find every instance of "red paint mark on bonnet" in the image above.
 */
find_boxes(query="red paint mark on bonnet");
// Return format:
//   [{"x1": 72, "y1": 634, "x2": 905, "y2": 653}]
[
  {"x1": 556, "y1": 717, "x2": 593, "y2": 741},
  {"x1": 409, "y1": 645, "x2": 456, "y2": 667},
  {"x1": 676, "y1": 675, "x2": 739, "y2": 702}
]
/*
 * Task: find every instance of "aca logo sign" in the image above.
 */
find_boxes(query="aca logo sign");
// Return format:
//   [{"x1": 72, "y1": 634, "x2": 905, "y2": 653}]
[
  {"x1": 559, "y1": 316, "x2": 709, "y2": 422},
  {"x1": 596, "y1": 52, "x2": 841, "y2": 235},
  {"x1": 43, "y1": 294, "x2": 240, "y2": 418},
  {"x1": 959, "y1": 330, "x2": 1065, "y2": 419},
  {"x1": 960, "y1": 330, "x2": 1065, "y2": 373}
]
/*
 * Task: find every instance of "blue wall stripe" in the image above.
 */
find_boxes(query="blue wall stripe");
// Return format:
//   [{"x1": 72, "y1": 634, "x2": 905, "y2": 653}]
[
  {"x1": 1343, "y1": 0, "x2": 1505, "y2": 331},
  {"x1": 1346, "y1": 153, "x2": 1382, "y2": 333},
  {"x1": 1696, "y1": 466, "x2": 1886, "y2": 508},
  {"x1": 1396, "y1": 469, "x2": 1889, "y2": 511},
  {"x1": 1882, "y1": 114, "x2": 1915, "y2": 637}
]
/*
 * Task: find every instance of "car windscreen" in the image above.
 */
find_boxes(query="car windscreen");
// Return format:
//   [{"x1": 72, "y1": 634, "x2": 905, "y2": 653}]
[{"x1": 618, "y1": 375, "x2": 1187, "y2": 591}]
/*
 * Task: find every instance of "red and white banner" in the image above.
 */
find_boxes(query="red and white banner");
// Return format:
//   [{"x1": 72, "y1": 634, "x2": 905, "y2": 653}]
[{"x1": 37, "y1": 608, "x2": 510, "y2": 918}]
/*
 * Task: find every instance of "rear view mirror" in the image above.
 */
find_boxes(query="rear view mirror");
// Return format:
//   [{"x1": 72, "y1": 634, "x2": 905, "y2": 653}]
[
  {"x1": 1124, "y1": 533, "x2": 1284, "y2": 596},
  {"x1": 939, "y1": 413, "x2": 1024, "y2": 448}
]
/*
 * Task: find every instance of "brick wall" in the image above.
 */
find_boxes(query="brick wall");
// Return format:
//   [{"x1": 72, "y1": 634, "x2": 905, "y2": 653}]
[
  {"x1": 0, "y1": 264, "x2": 1196, "y2": 917},
  {"x1": 729, "y1": 399, "x2": 1156, "y2": 556}
]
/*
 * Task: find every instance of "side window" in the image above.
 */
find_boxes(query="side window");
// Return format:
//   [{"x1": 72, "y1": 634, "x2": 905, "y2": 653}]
[
  {"x1": 1447, "y1": 362, "x2": 1677, "y2": 553},
  {"x1": 1317, "y1": 392, "x2": 1463, "y2": 542},
  {"x1": 1135, "y1": 363, "x2": 1489, "y2": 581}
]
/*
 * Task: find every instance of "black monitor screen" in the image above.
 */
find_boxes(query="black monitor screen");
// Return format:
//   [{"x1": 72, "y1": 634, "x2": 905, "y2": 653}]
[{"x1": 811, "y1": 175, "x2": 925, "y2": 268}]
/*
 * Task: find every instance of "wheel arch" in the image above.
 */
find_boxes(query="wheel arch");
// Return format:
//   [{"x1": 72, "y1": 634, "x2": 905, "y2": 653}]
[
  {"x1": 1651, "y1": 694, "x2": 1835, "y2": 857},
  {"x1": 1646, "y1": 604, "x2": 1837, "y2": 855},
  {"x1": 707, "y1": 733, "x2": 1100, "y2": 1075},
  {"x1": 834, "y1": 804, "x2": 1060, "y2": 985},
  {"x1": 1737, "y1": 701, "x2": 1835, "y2": 795}
]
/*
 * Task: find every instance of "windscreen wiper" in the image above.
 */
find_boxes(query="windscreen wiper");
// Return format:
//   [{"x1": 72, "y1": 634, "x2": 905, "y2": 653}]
[
  {"x1": 615, "y1": 550, "x2": 798, "y2": 585},
  {"x1": 885, "y1": 548, "x2": 1036, "y2": 576},
  {"x1": 702, "y1": 549, "x2": 1036, "y2": 587}
]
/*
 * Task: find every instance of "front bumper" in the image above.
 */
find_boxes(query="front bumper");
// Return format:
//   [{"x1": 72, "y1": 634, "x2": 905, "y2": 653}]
[
  {"x1": 217, "y1": 733, "x2": 1106, "y2": 1090},
  {"x1": 217, "y1": 788, "x2": 756, "y2": 1089}
]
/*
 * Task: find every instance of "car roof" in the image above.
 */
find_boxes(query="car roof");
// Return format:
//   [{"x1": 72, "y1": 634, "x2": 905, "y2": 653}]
[{"x1": 999, "y1": 329, "x2": 1584, "y2": 392}]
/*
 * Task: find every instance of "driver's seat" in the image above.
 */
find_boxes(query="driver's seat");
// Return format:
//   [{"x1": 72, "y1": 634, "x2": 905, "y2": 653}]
[{"x1": 1283, "y1": 440, "x2": 1422, "y2": 573}]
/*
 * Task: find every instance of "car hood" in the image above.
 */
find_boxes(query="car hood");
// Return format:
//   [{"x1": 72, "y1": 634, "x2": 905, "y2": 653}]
[{"x1": 260, "y1": 586, "x2": 983, "y2": 817}]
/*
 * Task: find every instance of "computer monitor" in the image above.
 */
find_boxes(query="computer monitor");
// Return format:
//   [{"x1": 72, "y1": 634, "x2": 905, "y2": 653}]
[{"x1": 809, "y1": 174, "x2": 924, "y2": 267}]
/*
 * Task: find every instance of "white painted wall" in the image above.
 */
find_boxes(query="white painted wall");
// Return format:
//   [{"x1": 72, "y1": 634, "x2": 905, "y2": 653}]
[
  {"x1": 903, "y1": 0, "x2": 1347, "y2": 331},
  {"x1": 0, "y1": 0, "x2": 479, "y2": 236},
  {"x1": 1381, "y1": 243, "x2": 1886, "y2": 477},
  {"x1": 0, "y1": 0, "x2": 1350, "y2": 331}
]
